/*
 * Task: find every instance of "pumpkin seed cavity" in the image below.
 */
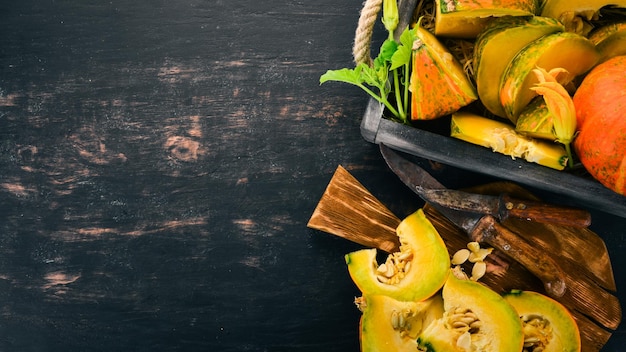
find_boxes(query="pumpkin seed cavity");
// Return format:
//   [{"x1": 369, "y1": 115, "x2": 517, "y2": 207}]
[
  {"x1": 375, "y1": 245, "x2": 413, "y2": 285},
  {"x1": 521, "y1": 314, "x2": 552, "y2": 352}
]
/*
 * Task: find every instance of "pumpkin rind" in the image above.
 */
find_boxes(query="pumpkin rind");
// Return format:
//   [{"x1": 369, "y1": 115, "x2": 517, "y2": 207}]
[
  {"x1": 473, "y1": 15, "x2": 564, "y2": 118},
  {"x1": 345, "y1": 209, "x2": 450, "y2": 302},
  {"x1": 503, "y1": 290, "x2": 581, "y2": 352},
  {"x1": 589, "y1": 22, "x2": 626, "y2": 63},
  {"x1": 515, "y1": 96, "x2": 556, "y2": 140},
  {"x1": 434, "y1": 0, "x2": 539, "y2": 38},
  {"x1": 416, "y1": 274, "x2": 524, "y2": 352},
  {"x1": 499, "y1": 31, "x2": 600, "y2": 123},
  {"x1": 573, "y1": 55, "x2": 626, "y2": 195},
  {"x1": 359, "y1": 294, "x2": 444, "y2": 352},
  {"x1": 410, "y1": 24, "x2": 477, "y2": 120}
]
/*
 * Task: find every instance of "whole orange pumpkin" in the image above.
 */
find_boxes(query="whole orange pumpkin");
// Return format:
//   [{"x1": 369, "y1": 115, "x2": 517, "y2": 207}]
[{"x1": 573, "y1": 55, "x2": 626, "y2": 195}]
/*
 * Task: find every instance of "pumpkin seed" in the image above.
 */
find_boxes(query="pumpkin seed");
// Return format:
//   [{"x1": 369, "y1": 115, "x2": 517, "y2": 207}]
[
  {"x1": 451, "y1": 249, "x2": 470, "y2": 265},
  {"x1": 391, "y1": 310, "x2": 400, "y2": 329},
  {"x1": 470, "y1": 261, "x2": 487, "y2": 281}
]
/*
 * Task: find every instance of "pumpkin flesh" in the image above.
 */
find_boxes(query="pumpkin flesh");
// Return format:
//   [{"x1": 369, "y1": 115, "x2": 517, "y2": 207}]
[
  {"x1": 473, "y1": 15, "x2": 564, "y2": 118},
  {"x1": 540, "y1": 0, "x2": 626, "y2": 35},
  {"x1": 503, "y1": 290, "x2": 581, "y2": 352},
  {"x1": 345, "y1": 209, "x2": 450, "y2": 302},
  {"x1": 499, "y1": 31, "x2": 600, "y2": 123},
  {"x1": 451, "y1": 111, "x2": 568, "y2": 170},
  {"x1": 410, "y1": 24, "x2": 477, "y2": 120},
  {"x1": 416, "y1": 274, "x2": 524, "y2": 352},
  {"x1": 359, "y1": 294, "x2": 444, "y2": 352},
  {"x1": 434, "y1": 0, "x2": 538, "y2": 38}
]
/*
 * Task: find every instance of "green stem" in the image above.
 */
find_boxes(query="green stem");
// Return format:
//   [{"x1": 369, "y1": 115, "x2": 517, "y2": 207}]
[
  {"x1": 564, "y1": 142, "x2": 574, "y2": 169},
  {"x1": 357, "y1": 83, "x2": 400, "y2": 117},
  {"x1": 393, "y1": 70, "x2": 405, "y2": 121},
  {"x1": 403, "y1": 60, "x2": 410, "y2": 121}
]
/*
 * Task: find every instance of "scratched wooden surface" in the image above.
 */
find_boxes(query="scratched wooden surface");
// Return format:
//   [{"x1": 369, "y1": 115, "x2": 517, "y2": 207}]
[{"x1": 0, "y1": 0, "x2": 624, "y2": 351}]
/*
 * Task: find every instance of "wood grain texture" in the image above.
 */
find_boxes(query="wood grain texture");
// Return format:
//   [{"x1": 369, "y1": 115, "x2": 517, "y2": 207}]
[
  {"x1": 308, "y1": 166, "x2": 401, "y2": 253},
  {"x1": 0, "y1": 0, "x2": 624, "y2": 351}
]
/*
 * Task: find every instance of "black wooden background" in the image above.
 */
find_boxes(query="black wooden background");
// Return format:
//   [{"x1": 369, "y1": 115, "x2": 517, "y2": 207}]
[{"x1": 0, "y1": 0, "x2": 624, "y2": 351}]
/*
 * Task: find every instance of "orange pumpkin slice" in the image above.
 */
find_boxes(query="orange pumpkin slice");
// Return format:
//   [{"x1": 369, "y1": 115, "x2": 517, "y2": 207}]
[{"x1": 409, "y1": 24, "x2": 476, "y2": 120}]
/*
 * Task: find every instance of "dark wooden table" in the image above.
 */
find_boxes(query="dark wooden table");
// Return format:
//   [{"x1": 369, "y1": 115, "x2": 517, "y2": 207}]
[{"x1": 0, "y1": 0, "x2": 624, "y2": 350}]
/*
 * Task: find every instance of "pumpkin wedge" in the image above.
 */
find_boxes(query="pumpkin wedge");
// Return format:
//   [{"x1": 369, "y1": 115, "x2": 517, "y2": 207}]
[
  {"x1": 345, "y1": 209, "x2": 450, "y2": 302},
  {"x1": 515, "y1": 96, "x2": 556, "y2": 140},
  {"x1": 540, "y1": 0, "x2": 626, "y2": 35},
  {"x1": 358, "y1": 294, "x2": 444, "y2": 352},
  {"x1": 499, "y1": 31, "x2": 599, "y2": 123},
  {"x1": 416, "y1": 274, "x2": 524, "y2": 352},
  {"x1": 503, "y1": 290, "x2": 581, "y2": 352},
  {"x1": 410, "y1": 23, "x2": 477, "y2": 120},
  {"x1": 473, "y1": 16, "x2": 564, "y2": 118},
  {"x1": 434, "y1": 0, "x2": 539, "y2": 38},
  {"x1": 589, "y1": 22, "x2": 626, "y2": 63},
  {"x1": 451, "y1": 111, "x2": 568, "y2": 170}
]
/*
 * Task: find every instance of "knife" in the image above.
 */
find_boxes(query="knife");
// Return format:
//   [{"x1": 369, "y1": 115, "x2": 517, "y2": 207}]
[
  {"x1": 415, "y1": 187, "x2": 592, "y2": 228},
  {"x1": 379, "y1": 143, "x2": 568, "y2": 297},
  {"x1": 378, "y1": 144, "x2": 591, "y2": 227}
]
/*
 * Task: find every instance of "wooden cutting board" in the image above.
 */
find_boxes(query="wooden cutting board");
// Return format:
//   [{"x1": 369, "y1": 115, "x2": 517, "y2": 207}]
[
  {"x1": 308, "y1": 166, "x2": 621, "y2": 351},
  {"x1": 422, "y1": 182, "x2": 619, "y2": 351}
]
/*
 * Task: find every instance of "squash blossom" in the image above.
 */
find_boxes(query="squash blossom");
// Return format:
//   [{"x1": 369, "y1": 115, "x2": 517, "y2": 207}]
[
  {"x1": 530, "y1": 67, "x2": 577, "y2": 168},
  {"x1": 382, "y1": 0, "x2": 399, "y2": 38}
]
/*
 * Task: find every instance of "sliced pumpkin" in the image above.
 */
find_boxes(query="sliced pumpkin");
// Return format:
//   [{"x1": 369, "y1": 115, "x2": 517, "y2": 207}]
[
  {"x1": 358, "y1": 294, "x2": 444, "y2": 352},
  {"x1": 345, "y1": 209, "x2": 450, "y2": 302},
  {"x1": 515, "y1": 96, "x2": 556, "y2": 140},
  {"x1": 434, "y1": 0, "x2": 539, "y2": 38},
  {"x1": 416, "y1": 274, "x2": 524, "y2": 352},
  {"x1": 589, "y1": 22, "x2": 626, "y2": 63},
  {"x1": 410, "y1": 22, "x2": 477, "y2": 120},
  {"x1": 503, "y1": 290, "x2": 581, "y2": 352},
  {"x1": 473, "y1": 16, "x2": 564, "y2": 118},
  {"x1": 499, "y1": 31, "x2": 599, "y2": 123},
  {"x1": 450, "y1": 111, "x2": 568, "y2": 170},
  {"x1": 540, "y1": 0, "x2": 626, "y2": 35}
]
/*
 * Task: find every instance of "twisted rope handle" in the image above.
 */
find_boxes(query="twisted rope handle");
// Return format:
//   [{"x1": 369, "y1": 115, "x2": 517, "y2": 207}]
[{"x1": 352, "y1": 0, "x2": 383, "y2": 67}]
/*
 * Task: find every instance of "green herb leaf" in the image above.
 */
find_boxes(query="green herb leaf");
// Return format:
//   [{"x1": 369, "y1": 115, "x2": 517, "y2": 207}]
[
  {"x1": 390, "y1": 27, "x2": 414, "y2": 71},
  {"x1": 319, "y1": 67, "x2": 363, "y2": 85},
  {"x1": 375, "y1": 39, "x2": 398, "y2": 69}
]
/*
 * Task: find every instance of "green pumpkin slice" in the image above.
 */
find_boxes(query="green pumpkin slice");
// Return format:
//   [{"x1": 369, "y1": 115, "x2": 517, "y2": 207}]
[
  {"x1": 503, "y1": 290, "x2": 581, "y2": 352},
  {"x1": 417, "y1": 274, "x2": 524, "y2": 352},
  {"x1": 345, "y1": 209, "x2": 450, "y2": 302},
  {"x1": 499, "y1": 31, "x2": 599, "y2": 123},
  {"x1": 434, "y1": 0, "x2": 539, "y2": 38},
  {"x1": 359, "y1": 294, "x2": 444, "y2": 352},
  {"x1": 589, "y1": 22, "x2": 626, "y2": 63},
  {"x1": 541, "y1": 0, "x2": 626, "y2": 35},
  {"x1": 473, "y1": 16, "x2": 564, "y2": 118}
]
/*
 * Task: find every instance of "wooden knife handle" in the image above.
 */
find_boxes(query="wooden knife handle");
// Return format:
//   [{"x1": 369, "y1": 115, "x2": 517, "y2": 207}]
[
  {"x1": 499, "y1": 194, "x2": 591, "y2": 228},
  {"x1": 471, "y1": 215, "x2": 567, "y2": 298}
]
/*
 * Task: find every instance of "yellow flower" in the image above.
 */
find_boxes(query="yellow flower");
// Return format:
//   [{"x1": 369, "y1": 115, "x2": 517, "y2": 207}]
[{"x1": 530, "y1": 67, "x2": 577, "y2": 167}]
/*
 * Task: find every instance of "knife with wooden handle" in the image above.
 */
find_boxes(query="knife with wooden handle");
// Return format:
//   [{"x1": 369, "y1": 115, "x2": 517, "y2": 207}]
[{"x1": 416, "y1": 188, "x2": 592, "y2": 227}]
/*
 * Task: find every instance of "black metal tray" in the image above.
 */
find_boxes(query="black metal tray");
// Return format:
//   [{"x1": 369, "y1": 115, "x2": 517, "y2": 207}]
[{"x1": 361, "y1": 98, "x2": 626, "y2": 218}]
